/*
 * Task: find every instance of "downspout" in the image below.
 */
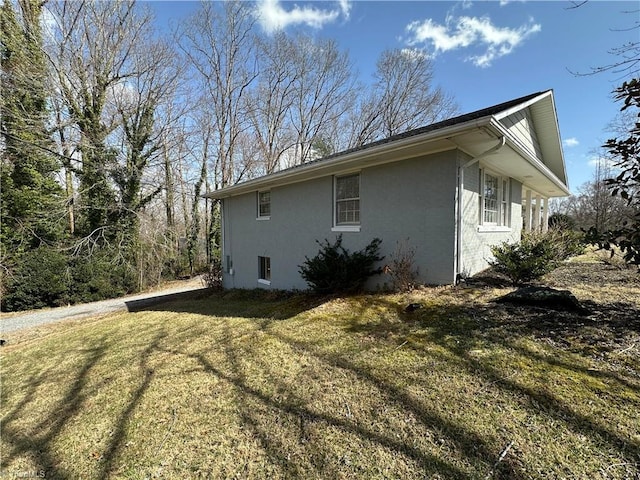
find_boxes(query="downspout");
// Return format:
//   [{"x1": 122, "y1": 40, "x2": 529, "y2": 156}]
[{"x1": 455, "y1": 136, "x2": 506, "y2": 284}]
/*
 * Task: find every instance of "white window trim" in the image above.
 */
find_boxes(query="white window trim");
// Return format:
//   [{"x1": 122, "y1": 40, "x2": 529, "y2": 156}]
[
  {"x1": 332, "y1": 225, "x2": 361, "y2": 232},
  {"x1": 257, "y1": 190, "x2": 271, "y2": 220},
  {"x1": 258, "y1": 256, "x2": 271, "y2": 284},
  {"x1": 477, "y1": 225, "x2": 512, "y2": 233},
  {"x1": 479, "y1": 168, "x2": 511, "y2": 230},
  {"x1": 333, "y1": 173, "x2": 361, "y2": 230}
]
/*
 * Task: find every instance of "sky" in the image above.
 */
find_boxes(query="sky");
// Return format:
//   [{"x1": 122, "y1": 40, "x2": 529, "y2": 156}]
[{"x1": 149, "y1": 0, "x2": 639, "y2": 192}]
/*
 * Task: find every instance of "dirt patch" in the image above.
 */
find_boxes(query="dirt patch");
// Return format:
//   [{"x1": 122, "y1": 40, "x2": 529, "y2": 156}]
[{"x1": 462, "y1": 260, "x2": 640, "y2": 361}]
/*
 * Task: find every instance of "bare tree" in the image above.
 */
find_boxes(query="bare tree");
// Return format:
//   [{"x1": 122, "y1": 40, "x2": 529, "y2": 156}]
[
  {"x1": 177, "y1": 0, "x2": 258, "y2": 189},
  {"x1": 348, "y1": 48, "x2": 458, "y2": 147},
  {"x1": 554, "y1": 157, "x2": 633, "y2": 232},
  {"x1": 287, "y1": 35, "x2": 356, "y2": 165},
  {"x1": 245, "y1": 33, "x2": 298, "y2": 175},
  {"x1": 111, "y1": 35, "x2": 181, "y2": 240}
]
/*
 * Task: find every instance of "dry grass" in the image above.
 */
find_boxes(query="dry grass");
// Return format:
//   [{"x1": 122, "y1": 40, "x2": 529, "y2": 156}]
[{"x1": 1, "y1": 260, "x2": 639, "y2": 479}]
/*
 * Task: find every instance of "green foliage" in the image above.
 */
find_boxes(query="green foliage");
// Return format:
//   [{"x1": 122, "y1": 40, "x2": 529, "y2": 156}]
[
  {"x1": 1, "y1": 246, "x2": 68, "y2": 311},
  {"x1": 595, "y1": 78, "x2": 640, "y2": 267},
  {"x1": 299, "y1": 235, "x2": 384, "y2": 294},
  {"x1": 489, "y1": 228, "x2": 583, "y2": 286},
  {"x1": 1, "y1": 0, "x2": 65, "y2": 250},
  {"x1": 1, "y1": 245, "x2": 137, "y2": 312},
  {"x1": 66, "y1": 248, "x2": 136, "y2": 304}
]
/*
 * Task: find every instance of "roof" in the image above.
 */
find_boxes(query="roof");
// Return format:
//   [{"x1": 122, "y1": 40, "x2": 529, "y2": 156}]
[{"x1": 207, "y1": 90, "x2": 570, "y2": 199}]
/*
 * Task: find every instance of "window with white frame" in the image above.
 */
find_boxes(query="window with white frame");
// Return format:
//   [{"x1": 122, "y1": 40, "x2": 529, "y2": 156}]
[
  {"x1": 335, "y1": 174, "x2": 360, "y2": 226},
  {"x1": 258, "y1": 256, "x2": 271, "y2": 283},
  {"x1": 257, "y1": 191, "x2": 270, "y2": 218},
  {"x1": 479, "y1": 169, "x2": 510, "y2": 227}
]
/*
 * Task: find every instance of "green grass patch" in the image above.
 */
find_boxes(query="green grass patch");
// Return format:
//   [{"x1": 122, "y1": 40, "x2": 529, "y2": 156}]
[{"x1": 1, "y1": 279, "x2": 639, "y2": 479}]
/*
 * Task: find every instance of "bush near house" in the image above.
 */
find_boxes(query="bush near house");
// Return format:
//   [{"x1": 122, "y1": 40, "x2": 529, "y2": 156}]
[
  {"x1": 489, "y1": 228, "x2": 584, "y2": 285},
  {"x1": 299, "y1": 235, "x2": 384, "y2": 294}
]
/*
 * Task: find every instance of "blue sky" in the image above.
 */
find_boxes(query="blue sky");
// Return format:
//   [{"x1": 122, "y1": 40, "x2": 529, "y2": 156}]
[{"x1": 150, "y1": 0, "x2": 639, "y2": 191}]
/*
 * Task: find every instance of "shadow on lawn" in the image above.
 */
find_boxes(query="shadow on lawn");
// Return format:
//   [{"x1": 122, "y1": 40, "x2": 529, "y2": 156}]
[
  {"x1": 346, "y1": 297, "x2": 640, "y2": 470},
  {"x1": 1, "y1": 328, "x2": 167, "y2": 480},
  {"x1": 130, "y1": 289, "x2": 639, "y2": 478},
  {"x1": 1, "y1": 339, "x2": 108, "y2": 479},
  {"x1": 126, "y1": 288, "x2": 326, "y2": 320},
  {"x1": 141, "y1": 293, "x2": 521, "y2": 477},
  {"x1": 4, "y1": 290, "x2": 638, "y2": 479}
]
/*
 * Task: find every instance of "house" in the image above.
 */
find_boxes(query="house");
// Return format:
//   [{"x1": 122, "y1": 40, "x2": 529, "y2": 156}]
[{"x1": 206, "y1": 90, "x2": 570, "y2": 290}]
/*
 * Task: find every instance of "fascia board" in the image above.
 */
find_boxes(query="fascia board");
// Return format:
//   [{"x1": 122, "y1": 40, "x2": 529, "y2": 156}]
[
  {"x1": 206, "y1": 116, "x2": 494, "y2": 199},
  {"x1": 493, "y1": 90, "x2": 552, "y2": 121},
  {"x1": 489, "y1": 119, "x2": 571, "y2": 196}
]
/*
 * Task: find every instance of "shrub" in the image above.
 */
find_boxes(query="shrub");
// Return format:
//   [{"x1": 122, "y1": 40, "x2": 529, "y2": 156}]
[
  {"x1": 203, "y1": 258, "x2": 223, "y2": 290},
  {"x1": 548, "y1": 213, "x2": 575, "y2": 230},
  {"x1": 67, "y1": 248, "x2": 136, "y2": 304},
  {"x1": 299, "y1": 235, "x2": 384, "y2": 294},
  {"x1": 2, "y1": 246, "x2": 69, "y2": 311},
  {"x1": 489, "y1": 231, "x2": 560, "y2": 285},
  {"x1": 545, "y1": 226, "x2": 585, "y2": 261},
  {"x1": 384, "y1": 238, "x2": 419, "y2": 292}
]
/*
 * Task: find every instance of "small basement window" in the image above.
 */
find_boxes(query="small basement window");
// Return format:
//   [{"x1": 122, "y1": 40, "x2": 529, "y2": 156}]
[{"x1": 258, "y1": 256, "x2": 271, "y2": 284}]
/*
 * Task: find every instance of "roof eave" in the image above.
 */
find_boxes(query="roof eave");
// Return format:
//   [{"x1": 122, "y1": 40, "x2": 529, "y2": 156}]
[
  {"x1": 488, "y1": 119, "x2": 571, "y2": 197},
  {"x1": 206, "y1": 115, "x2": 495, "y2": 199}
]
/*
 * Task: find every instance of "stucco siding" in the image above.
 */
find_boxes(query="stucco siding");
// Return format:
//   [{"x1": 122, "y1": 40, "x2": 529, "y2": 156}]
[
  {"x1": 459, "y1": 153, "x2": 523, "y2": 277},
  {"x1": 221, "y1": 150, "x2": 459, "y2": 290}
]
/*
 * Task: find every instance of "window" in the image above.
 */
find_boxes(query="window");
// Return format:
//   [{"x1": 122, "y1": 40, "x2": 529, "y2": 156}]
[
  {"x1": 479, "y1": 169, "x2": 510, "y2": 227},
  {"x1": 257, "y1": 191, "x2": 270, "y2": 219},
  {"x1": 258, "y1": 256, "x2": 271, "y2": 284},
  {"x1": 335, "y1": 174, "x2": 360, "y2": 226},
  {"x1": 500, "y1": 178, "x2": 509, "y2": 226}
]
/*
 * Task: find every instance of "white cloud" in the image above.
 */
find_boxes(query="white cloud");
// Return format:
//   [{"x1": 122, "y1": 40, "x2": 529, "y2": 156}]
[
  {"x1": 405, "y1": 15, "x2": 541, "y2": 67},
  {"x1": 255, "y1": 0, "x2": 351, "y2": 34},
  {"x1": 563, "y1": 137, "x2": 579, "y2": 147},
  {"x1": 500, "y1": 0, "x2": 527, "y2": 6}
]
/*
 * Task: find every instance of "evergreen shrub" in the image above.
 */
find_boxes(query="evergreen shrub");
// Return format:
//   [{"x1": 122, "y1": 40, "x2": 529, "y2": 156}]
[{"x1": 299, "y1": 235, "x2": 384, "y2": 294}]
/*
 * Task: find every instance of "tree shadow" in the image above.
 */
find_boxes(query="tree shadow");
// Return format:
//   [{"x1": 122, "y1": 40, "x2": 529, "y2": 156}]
[
  {"x1": 126, "y1": 288, "x2": 328, "y2": 320},
  {"x1": 1, "y1": 325, "x2": 168, "y2": 480},
  {"x1": 96, "y1": 329, "x2": 167, "y2": 480},
  {"x1": 346, "y1": 296, "x2": 640, "y2": 468},
  {"x1": 1, "y1": 339, "x2": 109, "y2": 478},
  {"x1": 3, "y1": 288, "x2": 638, "y2": 478},
  {"x1": 160, "y1": 341, "x2": 480, "y2": 479}
]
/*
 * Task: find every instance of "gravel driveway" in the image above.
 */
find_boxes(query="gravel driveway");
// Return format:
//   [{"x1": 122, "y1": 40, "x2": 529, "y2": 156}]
[{"x1": 1, "y1": 278, "x2": 209, "y2": 334}]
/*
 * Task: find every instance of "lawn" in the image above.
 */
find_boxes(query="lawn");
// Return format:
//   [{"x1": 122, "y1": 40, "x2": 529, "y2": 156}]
[{"x1": 1, "y1": 260, "x2": 639, "y2": 479}]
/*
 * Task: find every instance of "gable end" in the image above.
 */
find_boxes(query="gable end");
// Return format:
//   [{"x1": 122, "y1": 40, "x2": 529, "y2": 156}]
[{"x1": 500, "y1": 108, "x2": 543, "y2": 163}]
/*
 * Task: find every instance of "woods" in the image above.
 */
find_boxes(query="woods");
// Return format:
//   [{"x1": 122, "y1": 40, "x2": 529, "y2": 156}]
[{"x1": 1, "y1": 0, "x2": 456, "y2": 311}]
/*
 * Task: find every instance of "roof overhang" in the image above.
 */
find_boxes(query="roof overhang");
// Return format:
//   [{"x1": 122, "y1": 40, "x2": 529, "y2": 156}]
[
  {"x1": 453, "y1": 119, "x2": 571, "y2": 198},
  {"x1": 206, "y1": 116, "x2": 493, "y2": 199},
  {"x1": 207, "y1": 91, "x2": 570, "y2": 200}
]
